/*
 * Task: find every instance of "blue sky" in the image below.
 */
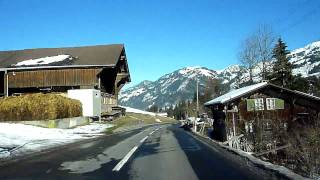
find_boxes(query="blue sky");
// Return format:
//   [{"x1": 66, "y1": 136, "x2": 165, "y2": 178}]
[{"x1": 0, "y1": 0, "x2": 320, "y2": 87}]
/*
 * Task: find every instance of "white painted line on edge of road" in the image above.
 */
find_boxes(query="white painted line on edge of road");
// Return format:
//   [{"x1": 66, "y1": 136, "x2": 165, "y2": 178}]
[
  {"x1": 149, "y1": 131, "x2": 155, "y2": 135},
  {"x1": 140, "y1": 136, "x2": 149, "y2": 143},
  {"x1": 112, "y1": 146, "x2": 139, "y2": 172}
]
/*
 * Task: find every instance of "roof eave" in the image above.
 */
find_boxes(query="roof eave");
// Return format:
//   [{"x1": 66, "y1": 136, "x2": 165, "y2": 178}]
[
  {"x1": 0, "y1": 64, "x2": 116, "y2": 71},
  {"x1": 204, "y1": 83, "x2": 269, "y2": 106}
]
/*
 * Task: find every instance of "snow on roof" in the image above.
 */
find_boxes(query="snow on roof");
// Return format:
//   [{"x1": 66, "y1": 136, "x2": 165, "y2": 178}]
[
  {"x1": 204, "y1": 82, "x2": 268, "y2": 106},
  {"x1": 14, "y1": 54, "x2": 71, "y2": 66},
  {"x1": 0, "y1": 44, "x2": 124, "y2": 68}
]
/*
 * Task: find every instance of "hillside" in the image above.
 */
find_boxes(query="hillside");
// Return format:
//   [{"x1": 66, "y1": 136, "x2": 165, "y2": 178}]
[{"x1": 119, "y1": 67, "x2": 218, "y2": 110}]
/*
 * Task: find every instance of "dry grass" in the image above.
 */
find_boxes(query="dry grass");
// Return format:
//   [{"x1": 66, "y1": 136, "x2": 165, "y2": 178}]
[
  {"x1": 106, "y1": 112, "x2": 176, "y2": 133},
  {"x1": 0, "y1": 93, "x2": 82, "y2": 121}
]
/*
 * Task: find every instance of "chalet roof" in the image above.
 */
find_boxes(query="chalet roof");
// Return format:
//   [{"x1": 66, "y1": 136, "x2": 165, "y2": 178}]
[
  {"x1": 204, "y1": 82, "x2": 320, "y2": 107},
  {"x1": 204, "y1": 82, "x2": 268, "y2": 106},
  {"x1": 0, "y1": 44, "x2": 124, "y2": 69}
]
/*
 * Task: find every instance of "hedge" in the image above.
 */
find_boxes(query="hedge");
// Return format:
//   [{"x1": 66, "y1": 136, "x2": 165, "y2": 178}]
[{"x1": 0, "y1": 93, "x2": 82, "y2": 121}]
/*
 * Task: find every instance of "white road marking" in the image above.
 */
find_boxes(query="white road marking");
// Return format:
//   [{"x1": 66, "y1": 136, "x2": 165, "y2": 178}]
[
  {"x1": 152, "y1": 126, "x2": 162, "y2": 133},
  {"x1": 112, "y1": 146, "x2": 139, "y2": 172},
  {"x1": 140, "y1": 136, "x2": 149, "y2": 143},
  {"x1": 112, "y1": 126, "x2": 163, "y2": 172}
]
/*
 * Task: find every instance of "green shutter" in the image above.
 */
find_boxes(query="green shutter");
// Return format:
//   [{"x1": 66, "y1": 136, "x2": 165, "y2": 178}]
[
  {"x1": 275, "y1": 98, "x2": 284, "y2": 109},
  {"x1": 246, "y1": 99, "x2": 255, "y2": 111}
]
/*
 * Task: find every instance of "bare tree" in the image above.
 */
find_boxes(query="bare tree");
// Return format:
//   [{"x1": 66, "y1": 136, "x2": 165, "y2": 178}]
[
  {"x1": 255, "y1": 25, "x2": 275, "y2": 81},
  {"x1": 239, "y1": 35, "x2": 259, "y2": 84},
  {"x1": 239, "y1": 25, "x2": 275, "y2": 83}
]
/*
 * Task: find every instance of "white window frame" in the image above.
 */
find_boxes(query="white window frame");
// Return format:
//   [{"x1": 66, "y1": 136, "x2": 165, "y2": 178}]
[
  {"x1": 254, "y1": 98, "x2": 264, "y2": 111},
  {"x1": 266, "y1": 98, "x2": 276, "y2": 110}
]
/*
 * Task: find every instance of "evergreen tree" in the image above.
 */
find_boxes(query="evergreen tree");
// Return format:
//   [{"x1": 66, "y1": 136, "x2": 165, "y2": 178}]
[
  {"x1": 166, "y1": 105, "x2": 174, "y2": 118},
  {"x1": 270, "y1": 38, "x2": 293, "y2": 87},
  {"x1": 291, "y1": 74, "x2": 309, "y2": 93}
]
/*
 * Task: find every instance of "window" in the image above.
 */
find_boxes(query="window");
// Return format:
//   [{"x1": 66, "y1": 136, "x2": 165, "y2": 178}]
[
  {"x1": 266, "y1": 98, "x2": 276, "y2": 110},
  {"x1": 247, "y1": 98, "x2": 265, "y2": 111},
  {"x1": 266, "y1": 98, "x2": 285, "y2": 110},
  {"x1": 254, "y1": 98, "x2": 264, "y2": 110}
]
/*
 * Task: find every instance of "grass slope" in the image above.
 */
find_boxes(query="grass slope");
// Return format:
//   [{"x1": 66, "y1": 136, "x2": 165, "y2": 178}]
[{"x1": 106, "y1": 112, "x2": 176, "y2": 134}]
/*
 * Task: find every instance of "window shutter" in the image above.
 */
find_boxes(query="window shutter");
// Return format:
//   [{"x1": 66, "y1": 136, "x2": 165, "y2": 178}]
[
  {"x1": 275, "y1": 98, "x2": 284, "y2": 109},
  {"x1": 246, "y1": 99, "x2": 255, "y2": 111}
]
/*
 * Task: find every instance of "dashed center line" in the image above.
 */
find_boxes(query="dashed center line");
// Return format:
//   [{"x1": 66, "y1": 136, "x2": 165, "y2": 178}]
[
  {"x1": 113, "y1": 126, "x2": 163, "y2": 172},
  {"x1": 112, "y1": 146, "x2": 138, "y2": 172},
  {"x1": 140, "y1": 136, "x2": 149, "y2": 143}
]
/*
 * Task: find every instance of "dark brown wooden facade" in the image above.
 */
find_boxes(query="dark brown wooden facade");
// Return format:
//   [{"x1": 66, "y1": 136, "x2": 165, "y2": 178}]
[
  {"x1": 0, "y1": 44, "x2": 130, "y2": 113},
  {"x1": 8, "y1": 68, "x2": 101, "y2": 88},
  {"x1": 205, "y1": 83, "x2": 320, "y2": 149}
]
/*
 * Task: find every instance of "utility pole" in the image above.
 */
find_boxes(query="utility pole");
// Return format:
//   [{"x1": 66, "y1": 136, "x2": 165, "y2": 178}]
[
  {"x1": 5, "y1": 70, "x2": 8, "y2": 97},
  {"x1": 196, "y1": 80, "x2": 199, "y2": 117}
]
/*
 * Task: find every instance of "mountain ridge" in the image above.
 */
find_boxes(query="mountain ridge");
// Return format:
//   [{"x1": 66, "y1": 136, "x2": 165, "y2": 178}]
[{"x1": 119, "y1": 41, "x2": 320, "y2": 110}]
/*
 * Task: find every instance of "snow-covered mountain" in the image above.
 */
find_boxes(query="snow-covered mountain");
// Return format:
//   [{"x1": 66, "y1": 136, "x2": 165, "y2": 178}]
[
  {"x1": 119, "y1": 67, "x2": 218, "y2": 110},
  {"x1": 119, "y1": 41, "x2": 320, "y2": 110},
  {"x1": 289, "y1": 41, "x2": 320, "y2": 77}
]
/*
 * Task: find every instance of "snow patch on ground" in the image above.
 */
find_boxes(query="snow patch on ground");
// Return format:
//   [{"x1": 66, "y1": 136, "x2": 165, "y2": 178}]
[
  {"x1": 0, "y1": 122, "x2": 113, "y2": 160},
  {"x1": 121, "y1": 106, "x2": 156, "y2": 116}
]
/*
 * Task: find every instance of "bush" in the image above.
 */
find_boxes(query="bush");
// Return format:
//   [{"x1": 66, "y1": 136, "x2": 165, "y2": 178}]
[
  {"x1": 284, "y1": 124, "x2": 320, "y2": 178},
  {"x1": 0, "y1": 93, "x2": 82, "y2": 121}
]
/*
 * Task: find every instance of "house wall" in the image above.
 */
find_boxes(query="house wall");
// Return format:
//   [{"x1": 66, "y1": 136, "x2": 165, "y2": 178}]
[
  {"x1": 101, "y1": 93, "x2": 117, "y2": 113},
  {"x1": 222, "y1": 92, "x2": 318, "y2": 152},
  {"x1": 231, "y1": 93, "x2": 314, "y2": 125},
  {"x1": 7, "y1": 68, "x2": 101, "y2": 88},
  {"x1": 68, "y1": 89, "x2": 101, "y2": 117}
]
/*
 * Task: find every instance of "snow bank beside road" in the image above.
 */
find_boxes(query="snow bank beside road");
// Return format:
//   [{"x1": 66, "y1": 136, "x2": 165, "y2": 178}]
[
  {"x1": 121, "y1": 106, "x2": 156, "y2": 116},
  {"x1": 0, "y1": 123, "x2": 113, "y2": 160},
  {"x1": 122, "y1": 106, "x2": 168, "y2": 117}
]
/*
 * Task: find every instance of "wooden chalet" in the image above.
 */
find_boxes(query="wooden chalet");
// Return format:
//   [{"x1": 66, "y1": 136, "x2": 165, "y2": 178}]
[
  {"x1": 204, "y1": 82, "x2": 320, "y2": 151},
  {"x1": 0, "y1": 44, "x2": 130, "y2": 114}
]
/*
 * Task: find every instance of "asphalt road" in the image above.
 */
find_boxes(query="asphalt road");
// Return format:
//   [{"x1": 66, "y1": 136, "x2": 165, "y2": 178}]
[{"x1": 0, "y1": 124, "x2": 282, "y2": 180}]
